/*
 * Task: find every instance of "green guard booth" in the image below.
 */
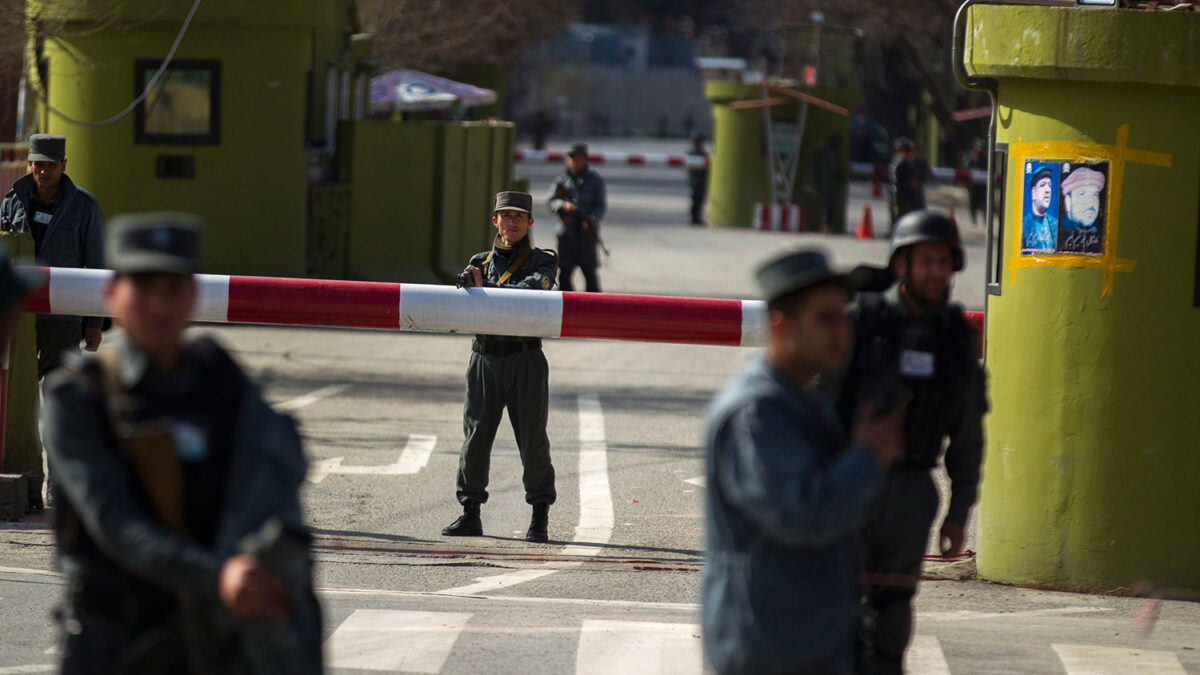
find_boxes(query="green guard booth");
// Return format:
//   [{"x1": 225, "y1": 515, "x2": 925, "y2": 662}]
[{"x1": 964, "y1": 3, "x2": 1200, "y2": 593}]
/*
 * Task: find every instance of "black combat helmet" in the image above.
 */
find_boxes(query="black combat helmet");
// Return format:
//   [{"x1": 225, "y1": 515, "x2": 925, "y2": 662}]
[{"x1": 889, "y1": 209, "x2": 964, "y2": 271}]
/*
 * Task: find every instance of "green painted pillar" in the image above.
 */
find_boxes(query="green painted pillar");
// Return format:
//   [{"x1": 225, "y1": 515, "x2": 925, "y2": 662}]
[
  {"x1": 705, "y1": 81, "x2": 856, "y2": 231},
  {"x1": 705, "y1": 82, "x2": 769, "y2": 229},
  {"x1": 0, "y1": 233, "x2": 42, "y2": 490},
  {"x1": 966, "y1": 4, "x2": 1200, "y2": 593}
]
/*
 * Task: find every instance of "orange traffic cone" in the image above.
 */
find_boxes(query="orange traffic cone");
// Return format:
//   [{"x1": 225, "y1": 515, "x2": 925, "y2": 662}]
[{"x1": 856, "y1": 204, "x2": 875, "y2": 239}]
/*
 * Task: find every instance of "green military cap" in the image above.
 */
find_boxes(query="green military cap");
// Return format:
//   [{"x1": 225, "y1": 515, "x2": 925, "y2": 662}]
[
  {"x1": 28, "y1": 134, "x2": 66, "y2": 163},
  {"x1": 494, "y1": 191, "x2": 533, "y2": 214},
  {"x1": 754, "y1": 249, "x2": 847, "y2": 305},
  {"x1": 0, "y1": 248, "x2": 45, "y2": 315},
  {"x1": 569, "y1": 142, "x2": 588, "y2": 157},
  {"x1": 107, "y1": 212, "x2": 203, "y2": 274}
]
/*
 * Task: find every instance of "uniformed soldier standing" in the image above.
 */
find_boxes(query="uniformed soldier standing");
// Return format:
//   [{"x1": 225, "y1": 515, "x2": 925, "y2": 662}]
[
  {"x1": 443, "y1": 191, "x2": 559, "y2": 543},
  {"x1": 0, "y1": 134, "x2": 106, "y2": 377},
  {"x1": 825, "y1": 209, "x2": 988, "y2": 675},
  {"x1": 703, "y1": 250, "x2": 901, "y2": 675},
  {"x1": 686, "y1": 133, "x2": 709, "y2": 226},
  {"x1": 42, "y1": 213, "x2": 323, "y2": 674},
  {"x1": 548, "y1": 142, "x2": 606, "y2": 292}
]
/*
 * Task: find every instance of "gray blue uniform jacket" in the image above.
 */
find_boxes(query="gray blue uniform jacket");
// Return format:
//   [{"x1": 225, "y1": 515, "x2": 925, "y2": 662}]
[
  {"x1": 468, "y1": 236, "x2": 558, "y2": 343},
  {"x1": 1, "y1": 174, "x2": 105, "y2": 328},
  {"x1": 547, "y1": 167, "x2": 607, "y2": 231},
  {"x1": 703, "y1": 357, "x2": 884, "y2": 674},
  {"x1": 42, "y1": 336, "x2": 321, "y2": 673}
]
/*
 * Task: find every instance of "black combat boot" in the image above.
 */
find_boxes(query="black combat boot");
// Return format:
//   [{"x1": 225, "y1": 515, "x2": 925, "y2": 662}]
[
  {"x1": 525, "y1": 503, "x2": 549, "y2": 543},
  {"x1": 442, "y1": 502, "x2": 482, "y2": 536}
]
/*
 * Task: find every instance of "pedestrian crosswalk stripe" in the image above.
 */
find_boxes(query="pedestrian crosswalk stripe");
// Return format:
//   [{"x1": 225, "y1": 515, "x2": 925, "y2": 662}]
[
  {"x1": 439, "y1": 568, "x2": 559, "y2": 596},
  {"x1": 1053, "y1": 643, "x2": 1187, "y2": 674},
  {"x1": 576, "y1": 619, "x2": 703, "y2": 675},
  {"x1": 325, "y1": 609, "x2": 472, "y2": 673},
  {"x1": 906, "y1": 635, "x2": 952, "y2": 675}
]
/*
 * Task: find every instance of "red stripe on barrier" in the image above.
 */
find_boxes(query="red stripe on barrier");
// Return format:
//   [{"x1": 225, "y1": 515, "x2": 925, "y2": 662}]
[
  {"x1": 21, "y1": 267, "x2": 50, "y2": 313},
  {"x1": 587, "y1": 154, "x2": 605, "y2": 163},
  {"x1": 513, "y1": 150, "x2": 526, "y2": 161},
  {"x1": 547, "y1": 152, "x2": 564, "y2": 162},
  {"x1": 560, "y1": 293, "x2": 743, "y2": 346},
  {"x1": 627, "y1": 154, "x2": 645, "y2": 165},
  {"x1": 227, "y1": 276, "x2": 400, "y2": 329},
  {"x1": 798, "y1": 207, "x2": 807, "y2": 233},
  {"x1": 758, "y1": 204, "x2": 770, "y2": 231},
  {"x1": 965, "y1": 310, "x2": 984, "y2": 357},
  {"x1": 666, "y1": 157, "x2": 685, "y2": 167}
]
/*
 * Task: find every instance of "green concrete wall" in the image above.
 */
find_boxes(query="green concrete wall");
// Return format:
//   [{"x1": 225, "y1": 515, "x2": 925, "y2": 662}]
[
  {"x1": 340, "y1": 120, "x2": 515, "y2": 283},
  {"x1": 967, "y1": 4, "x2": 1200, "y2": 593},
  {"x1": 38, "y1": 11, "x2": 316, "y2": 276},
  {"x1": 0, "y1": 233, "x2": 41, "y2": 487},
  {"x1": 705, "y1": 81, "x2": 855, "y2": 231}
]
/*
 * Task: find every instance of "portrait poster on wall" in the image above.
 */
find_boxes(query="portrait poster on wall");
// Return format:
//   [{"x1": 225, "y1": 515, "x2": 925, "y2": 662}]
[{"x1": 1020, "y1": 159, "x2": 1109, "y2": 257}]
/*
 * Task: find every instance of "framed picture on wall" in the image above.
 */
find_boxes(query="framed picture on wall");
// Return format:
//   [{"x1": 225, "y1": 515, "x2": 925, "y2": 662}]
[{"x1": 134, "y1": 59, "x2": 221, "y2": 145}]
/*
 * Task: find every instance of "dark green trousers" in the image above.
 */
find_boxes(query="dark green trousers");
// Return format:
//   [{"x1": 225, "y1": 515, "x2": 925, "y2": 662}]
[
  {"x1": 457, "y1": 346, "x2": 555, "y2": 506},
  {"x1": 860, "y1": 468, "x2": 940, "y2": 675}
]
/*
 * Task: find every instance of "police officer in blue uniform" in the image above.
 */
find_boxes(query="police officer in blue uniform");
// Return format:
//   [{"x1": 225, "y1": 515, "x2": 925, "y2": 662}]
[
  {"x1": 443, "y1": 191, "x2": 559, "y2": 543},
  {"x1": 825, "y1": 209, "x2": 988, "y2": 674},
  {"x1": 548, "y1": 143, "x2": 606, "y2": 292},
  {"x1": 42, "y1": 213, "x2": 323, "y2": 674}
]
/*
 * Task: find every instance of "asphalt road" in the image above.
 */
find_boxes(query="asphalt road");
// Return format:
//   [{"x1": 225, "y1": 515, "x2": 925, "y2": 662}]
[{"x1": 1, "y1": 140, "x2": 1196, "y2": 673}]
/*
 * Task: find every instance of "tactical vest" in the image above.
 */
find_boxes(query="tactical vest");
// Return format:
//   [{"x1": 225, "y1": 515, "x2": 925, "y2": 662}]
[{"x1": 836, "y1": 292, "x2": 977, "y2": 468}]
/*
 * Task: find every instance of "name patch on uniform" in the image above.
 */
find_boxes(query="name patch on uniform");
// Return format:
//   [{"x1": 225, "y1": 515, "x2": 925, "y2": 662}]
[
  {"x1": 899, "y1": 350, "x2": 935, "y2": 378},
  {"x1": 32, "y1": 210, "x2": 53, "y2": 225}
]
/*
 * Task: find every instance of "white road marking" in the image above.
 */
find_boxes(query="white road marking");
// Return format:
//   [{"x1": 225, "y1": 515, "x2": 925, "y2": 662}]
[
  {"x1": 437, "y1": 394, "x2": 614, "y2": 594},
  {"x1": 906, "y1": 635, "x2": 952, "y2": 675},
  {"x1": 921, "y1": 606, "x2": 1114, "y2": 622},
  {"x1": 438, "y1": 569, "x2": 559, "y2": 596},
  {"x1": 308, "y1": 434, "x2": 437, "y2": 484},
  {"x1": 561, "y1": 394, "x2": 614, "y2": 558},
  {"x1": 325, "y1": 609, "x2": 471, "y2": 673},
  {"x1": 274, "y1": 383, "x2": 350, "y2": 412},
  {"x1": 1053, "y1": 643, "x2": 1187, "y2": 674},
  {"x1": 576, "y1": 619, "x2": 703, "y2": 675},
  {"x1": 319, "y1": 586, "x2": 702, "y2": 611},
  {"x1": 682, "y1": 476, "x2": 705, "y2": 487},
  {"x1": 0, "y1": 667, "x2": 57, "y2": 674},
  {"x1": 0, "y1": 567, "x2": 61, "y2": 578},
  {"x1": 42, "y1": 645, "x2": 58, "y2": 655}
]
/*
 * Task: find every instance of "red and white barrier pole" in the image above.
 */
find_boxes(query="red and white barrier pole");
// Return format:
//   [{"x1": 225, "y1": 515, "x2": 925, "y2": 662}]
[
  {"x1": 20, "y1": 267, "x2": 984, "y2": 355},
  {"x1": 515, "y1": 150, "x2": 709, "y2": 169}
]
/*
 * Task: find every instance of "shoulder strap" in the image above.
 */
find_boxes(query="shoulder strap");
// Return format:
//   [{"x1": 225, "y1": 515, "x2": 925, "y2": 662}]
[{"x1": 486, "y1": 246, "x2": 534, "y2": 286}]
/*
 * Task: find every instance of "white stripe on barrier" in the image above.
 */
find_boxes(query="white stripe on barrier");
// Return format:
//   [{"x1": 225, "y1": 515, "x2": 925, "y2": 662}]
[
  {"x1": 397, "y1": 284, "x2": 564, "y2": 339},
  {"x1": 515, "y1": 150, "x2": 706, "y2": 169},
  {"x1": 47, "y1": 267, "x2": 111, "y2": 318},
  {"x1": 740, "y1": 300, "x2": 767, "y2": 348},
  {"x1": 195, "y1": 273, "x2": 231, "y2": 322}
]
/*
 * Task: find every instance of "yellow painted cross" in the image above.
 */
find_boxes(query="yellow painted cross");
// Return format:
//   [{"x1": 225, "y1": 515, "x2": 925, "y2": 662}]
[{"x1": 1008, "y1": 124, "x2": 1172, "y2": 297}]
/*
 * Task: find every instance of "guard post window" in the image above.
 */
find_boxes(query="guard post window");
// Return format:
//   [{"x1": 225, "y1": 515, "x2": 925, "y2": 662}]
[{"x1": 134, "y1": 59, "x2": 221, "y2": 145}]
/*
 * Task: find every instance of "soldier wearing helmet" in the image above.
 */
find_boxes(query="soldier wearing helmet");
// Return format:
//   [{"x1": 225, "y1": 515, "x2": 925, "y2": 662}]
[{"x1": 821, "y1": 208, "x2": 988, "y2": 674}]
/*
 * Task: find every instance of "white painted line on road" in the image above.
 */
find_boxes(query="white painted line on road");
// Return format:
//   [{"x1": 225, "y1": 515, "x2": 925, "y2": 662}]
[
  {"x1": 0, "y1": 666, "x2": 57, "y2": 674},
  {"x1": 308, "y1": 434, "x2": 438, "y2": 483},
  {"x1": 905, "y1": 635, "x2": 951, "y2": 675},
  {"x1": 325, "y1": 609, "x2": 471, "y2": 673},
  {"x1": 274, "y1": 383, "x2": 350, "y2": 412},
  {"x1": 438, "y1": 569, "x2": 559, "y2": 596},
  {"x1": 561, "y1": 394, "x2": 614, "y2": 558},
  {"x1": 435, "y1": 393, "x2": 614, "y2": 595},
  {"x1": 318, "y1": 586, "x2": 702, "y2": 612},
  {"x1": 42, "y1": 645, "x2": 58, "y2": 655},
  {"x1": 576, "y1": 619, "x2": 702, "y2": 675},
  {"x1": 921, "y1": 606, "x2": 1114, "y2": 622},
  {"x1": 682, "y1": 476, "x2": 705, "y2": 487},
  {"x1": 0, "y1": 567, "x2": 61, "y2": 578},
  {"x1": 1053, "y1": 643, "x2": 1187, "y2": 674}
]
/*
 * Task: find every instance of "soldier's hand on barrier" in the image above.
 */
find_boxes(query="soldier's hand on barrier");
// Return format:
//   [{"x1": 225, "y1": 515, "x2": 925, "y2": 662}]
[
  {"x1": 456, "y1": 266, "x2": 484, "y2": 288},
  {"x1": 852, "y1": 403, "x2": 903, "y2": 469},
  {"x1": 219, "y1": 553, "x2": 292, "y2": 622}
]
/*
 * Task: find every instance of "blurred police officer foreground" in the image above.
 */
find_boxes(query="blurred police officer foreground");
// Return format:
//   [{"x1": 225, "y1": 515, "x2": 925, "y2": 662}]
[
  {"x1": 41, "y1": 213, "x2": 323, "y2": 674},
  {"x1": 824, "y1": 209, "x2": 987, "y2": 675},
  {"x1": 703, "y1": 249, "x2": 902, "y2": 674}
]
